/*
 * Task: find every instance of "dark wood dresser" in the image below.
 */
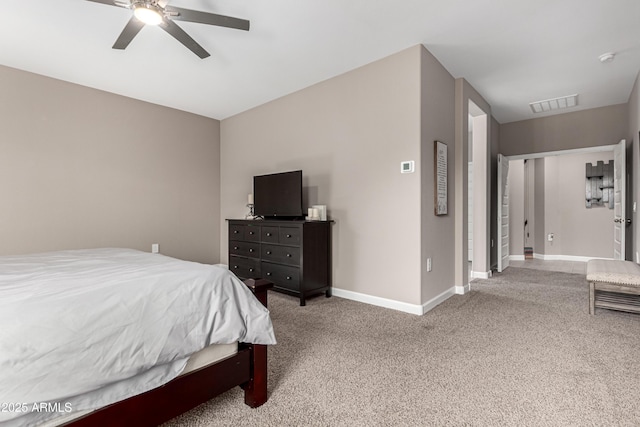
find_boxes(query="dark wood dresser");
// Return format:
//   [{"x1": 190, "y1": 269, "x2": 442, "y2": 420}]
[{"x1": 227, "y1": 219, "x2": 332, "y2": 306}]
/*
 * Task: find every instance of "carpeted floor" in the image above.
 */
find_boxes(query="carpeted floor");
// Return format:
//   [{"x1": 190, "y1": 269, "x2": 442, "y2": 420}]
[{"x1": 163, "y1": 267, "x2": 640, "y2": 426}]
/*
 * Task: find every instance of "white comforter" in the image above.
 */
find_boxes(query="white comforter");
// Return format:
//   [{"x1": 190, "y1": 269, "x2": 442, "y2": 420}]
[{"x1": 0, "y1": 248, "x2": 276, "y2": 426}]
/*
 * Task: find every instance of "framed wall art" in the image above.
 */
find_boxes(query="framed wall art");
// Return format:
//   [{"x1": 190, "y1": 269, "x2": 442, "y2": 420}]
[{"x1": 434, "y1": 140, "x2": 447, "y2": 215}]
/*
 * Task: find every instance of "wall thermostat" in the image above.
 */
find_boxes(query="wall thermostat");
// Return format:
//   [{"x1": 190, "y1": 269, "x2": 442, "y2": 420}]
[{"x1": 401, "y1": 160, "x2": 415, "y2": 173}]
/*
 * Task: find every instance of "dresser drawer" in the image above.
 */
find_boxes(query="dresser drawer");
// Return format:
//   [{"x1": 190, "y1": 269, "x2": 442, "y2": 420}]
[
  {"x1": 261, "y1": 262, "x2": 300, "y2": 291},
  {"x1": 229, "y1": 224, "x2": 245, "y2": 240},
  {"x1": 262, "y1": 244, "x2": 300, "y2": 266},
  {"x1": 229, "y1": 241, "x2": 260, "y2": 258},
  {"x1": 245, "y1": 226, "x2": 260, "y2": 242},
  {"x1": 229, "y1": 256, "x2": 260, "y2": 279},
  {"x1": 279, "y1": 227, "x2": 301, "y2": 245},
  {"x1": 261, "y1": 226, "x2": 279, "y2": 243}
]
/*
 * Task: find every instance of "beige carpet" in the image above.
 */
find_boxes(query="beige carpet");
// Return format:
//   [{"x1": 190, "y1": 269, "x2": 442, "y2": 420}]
[{"x1": 164, "y1": 267, "x2": 640, "y2": 426}]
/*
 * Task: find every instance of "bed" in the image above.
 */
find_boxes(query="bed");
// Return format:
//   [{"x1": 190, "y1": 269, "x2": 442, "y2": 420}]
[{"x1": 0, "y1": 248, "x2": 276, "y2": 427}]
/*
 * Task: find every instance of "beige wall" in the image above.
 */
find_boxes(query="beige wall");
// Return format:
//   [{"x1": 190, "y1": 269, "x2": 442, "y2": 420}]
[
  {"x1": 508, "y1": 159, "x2": 525, "y2": 257},
  {"x1": 542, "y1": 152, "x2": 614, "y2": 258},
  {"x1": 500, "y1": 104, "x2": 628, "y2": 157},
  {"x1": 629, "y1": 72, "x2": 640, "y2": 264},
  {"x1": 533, "y1": 158, "x2": 545, "y2": 254},
  {"x1": 0, "y1": 65, "x2": 221, "y2": 263},
  {"x1": 419, "y1": 46, "x2": 456, "y2": 303},
  {"x1": 221, "y1": 45, "x2": 455, "y2": 307}
]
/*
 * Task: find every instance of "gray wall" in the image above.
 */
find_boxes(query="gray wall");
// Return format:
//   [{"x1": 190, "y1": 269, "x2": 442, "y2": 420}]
[
  {"x1": 419, "y1": 45, "x2": 456, "y2": 304},
  {"x1": 533, "y1": 158, "x2": 546, "y2": 256},
  {"x1": 508, "y1": 159, "x2": 525, "y2": 257},
  {"x1": 221, "y1": 45, "x2": 456, "y2": 307},
  {"x1": 500, "y1": 104, "x2": 628, "y2": 157},
  {"x1": 542, "y1": 152, "x2": 614, "y2": 258},
  {"x1": 0, "y1": 65, "x2": 221, "y2": 263}
]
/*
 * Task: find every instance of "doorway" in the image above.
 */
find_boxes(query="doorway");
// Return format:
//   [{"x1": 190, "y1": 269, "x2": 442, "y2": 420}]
[
  {"x1": 496, "y1": 143, "x2": 623, "y2": 266},
  {"x1": 468, "y1": 101, "x2": 489, "y2": 280}
]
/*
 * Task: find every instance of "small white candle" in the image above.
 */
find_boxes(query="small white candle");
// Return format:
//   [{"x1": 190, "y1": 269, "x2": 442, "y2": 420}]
[
  {"x1": 311, "y1": 208, "x2": 319, "y2": 219},
  {"x1": 248, "y1": 194, "x2": 254, "y2": 205},
  {"x1": 308, "y1": 208, "x2": 313, "y2": 217}
]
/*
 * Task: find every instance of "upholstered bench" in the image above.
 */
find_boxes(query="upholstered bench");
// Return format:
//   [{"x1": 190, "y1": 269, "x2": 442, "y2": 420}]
[{"x1": 587, "y1": 259, "x2": 640, "y2": 315}]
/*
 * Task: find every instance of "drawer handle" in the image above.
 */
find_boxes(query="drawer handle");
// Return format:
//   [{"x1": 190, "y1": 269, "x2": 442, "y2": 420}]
[
  {"x1": 233, "y1": 265, "x2": 238, "y2": 269},
  {"x1": 266, "y1": 251, "x2": 272, "y2": 255},
  {"x1": 266, "y1": 232, "x2": 272, "y2": 237},
  {"x1": 266, "y1": 272, "x2": 272, "y2": 276},
  {"x1": 286, "y1": 234, "x2": 291, "y2": 238},
  {"x1": 249, "y1": 268, "x2": 254, "y2": 272},
  {"x1": 249, "y1": 249, "x2": 254, "y2": 253},
  {"x1": 233, "y1": 230, "x2": 239, "y2": 234},
  {"x1": 249, "y1": 231, "x2": 254, "y2": 235},
  {"x1": 286, "y1": 253, "x2": 292, "y2": 257},
  {"x1": 234, "y1": 246, "x2": 239, "y2": 250},
  {"x1": 286, "y1": 276, "x2": 292, "y2": 280}
]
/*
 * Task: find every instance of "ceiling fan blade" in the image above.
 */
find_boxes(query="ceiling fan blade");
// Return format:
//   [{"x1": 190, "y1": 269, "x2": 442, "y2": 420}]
[
  {"x1": 85, "y1": 0, "x2": 130, "y2": 9},
  {"x1": 160, "y1": 20, "x2": 210, "y2": 59},
  {"x1": 112, "y1": 17, "x2": 145, "y2": 50},
  {"x1": 165, "y1": 6, "x2": 250, "y2": 31}
]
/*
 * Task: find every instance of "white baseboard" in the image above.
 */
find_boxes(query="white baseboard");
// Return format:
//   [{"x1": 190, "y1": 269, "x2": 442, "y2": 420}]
[
  {"x1": 331, "y1": 286, "x2": 456, "y2": 316},
  {"x1": 533, "y1": 254, "x2": 613, "y2": 262},
  {"x1": 470, "y1": 270, "x2": 490, "y2": 279},
  {"x1": 455, "y1": 284, "x2": 471, "y2": 294},
  {"x1": 509, "y1": 255, "x2": 525, "y2": 261}
]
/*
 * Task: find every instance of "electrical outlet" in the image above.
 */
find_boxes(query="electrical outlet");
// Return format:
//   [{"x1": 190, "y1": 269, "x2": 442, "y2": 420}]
[
  {"x1": 152, "y1": 243, "x2": 159, "y2": 254},
  {"x1": 427, "y1": 257, "x2": 432, "y2": 272}
]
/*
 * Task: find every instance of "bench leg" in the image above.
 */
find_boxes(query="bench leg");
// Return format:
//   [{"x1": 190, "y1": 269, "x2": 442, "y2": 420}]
[{"x1": 589, "y1": 281, "x2": 595, "y2": 315}]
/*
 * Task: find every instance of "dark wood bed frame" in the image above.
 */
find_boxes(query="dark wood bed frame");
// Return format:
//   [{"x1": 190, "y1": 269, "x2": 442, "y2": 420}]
[{"x1": 62, "y1": 278, "x2": 273, "y2": 427}]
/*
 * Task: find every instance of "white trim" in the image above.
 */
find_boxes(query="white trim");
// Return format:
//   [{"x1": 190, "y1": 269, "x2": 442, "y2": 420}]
[
  {"x1": 470, "y1": 270, "x2": 490, "y2": 279},
  {"x1": 532, "y1": 253, "x2": 614, "y2": 262},
  {"x1": 509, "y1": 254, "x2": 525, "y2": 261},
  {"x1": 505, "y1": 144, "x2": 616, "y2": 161},
  {"x1": 331, "y1": 286, "x2": 455, "y2": 316},
  {"x1": 455, "y1": 284, "x2": 471, "y2": 294},
  {"x1": 422, "y1": 287, "x2": 456, "y2": 314}
]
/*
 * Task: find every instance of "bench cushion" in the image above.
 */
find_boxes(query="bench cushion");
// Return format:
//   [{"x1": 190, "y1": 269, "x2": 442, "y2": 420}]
[{"x1": 586, "y1": 259, "x2": 640, "y2": 287}]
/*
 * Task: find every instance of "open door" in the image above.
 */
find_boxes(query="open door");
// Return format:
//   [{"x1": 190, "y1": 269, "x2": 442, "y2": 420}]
[
  {"x1": 497, "y1": 154, "x2": 510, "y2": 272},
  {"x1": 613, "y1": 139, "x2": 626, "y2": 260}
]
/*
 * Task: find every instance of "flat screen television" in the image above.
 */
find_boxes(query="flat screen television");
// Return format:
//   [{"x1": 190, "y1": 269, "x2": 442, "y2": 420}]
[{"x1": 253, "y1": 170, "x2": 303, "y2": 218}]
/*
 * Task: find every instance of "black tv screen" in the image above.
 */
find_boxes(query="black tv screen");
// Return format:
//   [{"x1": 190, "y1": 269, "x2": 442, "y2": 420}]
[{"x1": 253, "y1": 170, "x2": 303, "y2": 218}]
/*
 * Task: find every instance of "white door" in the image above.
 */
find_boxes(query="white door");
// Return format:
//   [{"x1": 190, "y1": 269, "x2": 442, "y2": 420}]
[
  {"x1": 613, "y1": 139, "x2": 626, "y2": 260},
  {"x1": 497, "y1": 154, "x2": 510, "y2": 272}
]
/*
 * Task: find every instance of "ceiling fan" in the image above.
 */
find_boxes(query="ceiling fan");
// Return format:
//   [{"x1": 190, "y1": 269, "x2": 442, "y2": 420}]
[{"x1": 85, "y1": 0, "x2": 250, "y2": 59}]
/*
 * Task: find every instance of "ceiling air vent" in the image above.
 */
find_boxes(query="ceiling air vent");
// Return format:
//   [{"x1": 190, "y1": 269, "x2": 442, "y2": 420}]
[{"x1": 529, "y1": 94, "x2": 578, "y2": 113}]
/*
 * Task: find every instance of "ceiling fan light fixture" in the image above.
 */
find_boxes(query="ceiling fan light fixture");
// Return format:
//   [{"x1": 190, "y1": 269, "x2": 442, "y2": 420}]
[{"x1": 133, "y1": 3, "x2": 163, "y2": 26}]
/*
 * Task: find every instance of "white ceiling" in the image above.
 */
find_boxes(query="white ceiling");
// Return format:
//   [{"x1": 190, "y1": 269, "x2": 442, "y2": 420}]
[{"x1": 1, "y1": 0, "x2": 639, "y2": 123}]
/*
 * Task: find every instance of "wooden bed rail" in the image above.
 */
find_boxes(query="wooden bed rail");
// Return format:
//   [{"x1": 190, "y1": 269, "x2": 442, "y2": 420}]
[{"x1": 63, "y1": 277, "x2": 274, "y2": 426}]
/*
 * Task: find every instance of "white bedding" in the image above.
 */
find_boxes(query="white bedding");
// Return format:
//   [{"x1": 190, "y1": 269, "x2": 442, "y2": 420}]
[{"x1": 0, "y1": 248, "x2": 276, "y2": 426}]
